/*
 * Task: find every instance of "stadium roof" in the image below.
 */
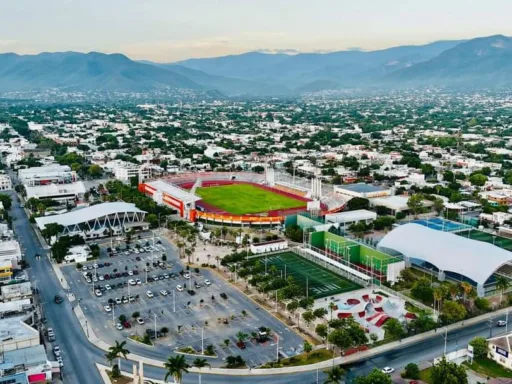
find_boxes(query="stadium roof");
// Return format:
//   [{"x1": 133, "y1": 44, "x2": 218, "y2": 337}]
[
  {"x1": 378, "y1": 223, "x2": 512, "y2": 285},
  {"x1": 146, "y1": 180, "x2": 201, "y2": 204},
  {"x1": 35, "y1": 202, "x2": 145, "y2": 229}
]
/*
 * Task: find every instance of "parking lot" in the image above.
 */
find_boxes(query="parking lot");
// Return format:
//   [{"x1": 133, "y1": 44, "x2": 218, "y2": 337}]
[{"x1": 61, "y1": 234, "x2": 304, "y2": 367}]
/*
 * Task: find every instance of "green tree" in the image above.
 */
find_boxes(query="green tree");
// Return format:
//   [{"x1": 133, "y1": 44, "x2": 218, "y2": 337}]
[
  {"x1": 88, "y1": 164, "x2": 103, "y2": 178},
  {"x1": 496, "y1": 275, "x2": 510, "y2": 304},
  {"x1": 41, "y1": 223, "x2": 64, "y2": 242},
  {"x1": 192, "y1": 357, "x2": 209, "y2": 383},
  {"x1": 411, "y1": 277, "x2": 434, "y2": 304},
  {"x1": 106, "y1": 340, "x2": 130, "y2": 374},
  {"x1": 164, "y1": 355, "x2": 190, "y2": 383},
  {"x1": 433, "y1": 198, "x2": 444, "y2": 214},
  {"x1": 469, "y1": 173, "x2": 487, "y2": 187},
  {"x1": 355, "y1": 369, "x2": 392, "y2": 384},
  {"x1": 430, "y1": 357, "x2": 468, "y2": 384},
  {"x1": 302, "y1": 310, "x2": 315, "y2": 326},
  {"x1": 469, "y1": 337, "x2": 488, "y2": 358},
  {"x1": 403, "y1": 363, "x2": 420, "y2": 379},
  {"x1": 441, "y1": 301, "x2": 467, "y2": 324},
  {"x1": 383, "y1": 318, "x2": 405, "y2": 340},
  {"x1": 315, "y1": 324, "x2": 328, "y2": 339},
  {"x1": 347, "y1": 197, "x2": 370, "y2": 211},
  {"x1": 303, "y1": 341, "x2": 313, "y2": 359},
  {"x1": 407, "y1": 194, "x2": 424, "y2": 218},
  {"x1": 324, "y1": 366, "x2": 345, "y2": 384}
]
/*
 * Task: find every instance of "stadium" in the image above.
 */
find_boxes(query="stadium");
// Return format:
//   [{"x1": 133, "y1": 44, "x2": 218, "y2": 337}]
[{"x1": 138, "y1": 170, "x2": 346, "y2": 225}]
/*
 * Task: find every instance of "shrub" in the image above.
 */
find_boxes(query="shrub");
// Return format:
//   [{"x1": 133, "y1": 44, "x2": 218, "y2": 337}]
[{"x1": 403, "y1": 363, "x2": 420, "y2": 379}]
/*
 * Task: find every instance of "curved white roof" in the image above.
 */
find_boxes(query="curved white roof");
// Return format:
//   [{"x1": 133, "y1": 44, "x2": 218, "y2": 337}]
[
  {"x1": 35, "y1": 202, "x2": 145, "y2": 229},
  {"x1": 378, "y1": 223, "x2": 512, "y2": 285}
]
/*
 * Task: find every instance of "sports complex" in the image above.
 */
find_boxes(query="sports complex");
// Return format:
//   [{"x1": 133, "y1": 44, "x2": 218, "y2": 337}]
[{"x1": 138, "y1": 171, "x2": 346, "y2": 225}]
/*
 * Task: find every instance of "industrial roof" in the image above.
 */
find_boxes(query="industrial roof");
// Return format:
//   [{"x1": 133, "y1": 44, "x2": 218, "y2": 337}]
[
  {"x1": 325, "y1": 209, "x2": 377, "y2": 224},
  {"x1": 378, "y1": 223, "x2": 512, "y2": 285},
  {"x1": 35, "y1": 202, "x2": 145, "y2": 229},
  {"x1": 25, "y1": 181, "x2": 86, "y2": 199},
  {"x1": 336, "y1": 183, "x2": 386, "y2": 193}
]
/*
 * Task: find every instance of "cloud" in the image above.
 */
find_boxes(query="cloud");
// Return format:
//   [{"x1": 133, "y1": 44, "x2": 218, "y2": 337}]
[
  {"x1": 256, "y1": 48, "x2": 301, "y2": 54},
  {"x1": 347, "y1": 46, "x2": 365, "y2": 51}
]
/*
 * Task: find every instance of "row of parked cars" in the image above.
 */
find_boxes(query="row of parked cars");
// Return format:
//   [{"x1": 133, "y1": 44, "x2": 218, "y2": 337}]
[{"x1": 46, "y1": 328, "x2": 64, "y2": 367}]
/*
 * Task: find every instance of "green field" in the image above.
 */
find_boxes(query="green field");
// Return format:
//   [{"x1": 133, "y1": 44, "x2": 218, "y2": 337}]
[
  {"x1": 195, "y1": 184, "x2": 305, "y2": 215},
  {"x1": 260, "y1": 252, "x2": 361, "y2": 299},
  {"x1": 458, "y1": 229, "x2": 512, "y2": 251}
]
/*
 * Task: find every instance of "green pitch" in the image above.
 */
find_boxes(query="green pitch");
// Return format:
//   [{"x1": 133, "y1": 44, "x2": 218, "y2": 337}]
[
  {"x1": 195, "y1": 184, "x2": 306, "y2": 215},
  {"x1": 259, "y1": 252, "x2": 361, "y2": 299}
]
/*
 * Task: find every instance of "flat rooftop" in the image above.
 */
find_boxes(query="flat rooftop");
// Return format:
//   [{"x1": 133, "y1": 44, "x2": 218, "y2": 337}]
[{"x1": 337, "y1": 183, "x2": 387, "y2": 193}]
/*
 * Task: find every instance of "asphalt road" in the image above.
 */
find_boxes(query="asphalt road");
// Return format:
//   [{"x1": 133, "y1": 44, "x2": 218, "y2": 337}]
[{"x1": 8, "y1": 186, "x2": 512, "y2": 383}]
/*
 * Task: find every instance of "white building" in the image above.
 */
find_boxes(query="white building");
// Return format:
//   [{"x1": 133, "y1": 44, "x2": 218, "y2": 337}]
[
  {"x1": 250, "y1": 239, "x2": 288, "y2": 254},
  {"x1": 18, "y1": 165, "x2": 77, "y2": 186},
  {"x1": 488, "y1": 333, "x2": 512, "y2": 369},
  {"x1": 324, "y1": 210, "x2": 377, "y2": 226},
  {"x1": 103, "y1": 160, "x2": 152, "y2": 182},
  {"x1": 25, "y1": 181, "x2": 86, "y2": 202},
  {"x1": 0, "y1": 316, "x2": 40, "y2": 352},
  {"x1": 0, "y1": 240, "x2": 22, "y2": 268},
  {"x1": 0, "y1": 173, "x2": 12, "y2": 191}
]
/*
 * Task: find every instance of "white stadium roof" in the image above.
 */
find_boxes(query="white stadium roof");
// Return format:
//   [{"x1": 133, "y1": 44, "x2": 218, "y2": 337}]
[
  {"x1": 35, "y1": 202, "x2": 145, "y2": 229},
  {"x1": 378, "y1": 223, "x2": 512, "y2": 285},
  {"x1": 146, "y1": 180, "x2": 201, "y2": 204}
]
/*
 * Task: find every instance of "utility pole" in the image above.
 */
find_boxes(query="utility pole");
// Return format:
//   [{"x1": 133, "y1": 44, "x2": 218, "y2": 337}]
[
  {"x1": 488, "y1": 317, "x2": 493, "y2": 338},
  {"x1": 276, "y1": 334, "x2": 279, "y2": 361},
  {"x1": 201, "y1": 327, "x2": 204, "y2": 355},
  {"x1": 154, "y1": 314, "x2": 157, "y2": 340},
  {"x1": 506, "y1": 311, "x2": 509, "y2": 333},
  {"x1": 442, "y1": 327, "x2": 448, "y2": 355},
  {"x1": 173, "y1": 290, "x2": 176, "y2": 313}
]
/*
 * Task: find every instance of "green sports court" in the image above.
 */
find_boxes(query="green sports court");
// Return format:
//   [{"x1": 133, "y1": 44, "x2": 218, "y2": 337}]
[
  {"x1": 457, "y1": 229, "x2": 512, "y2": 251},
  {"x1": 258, "y1": 251, "x2": 362, "y2": 299}
]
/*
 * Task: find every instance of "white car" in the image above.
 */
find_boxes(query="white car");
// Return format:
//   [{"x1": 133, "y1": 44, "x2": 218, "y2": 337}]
[
  {"x1": 136, "y1": 318, "x2": 145, "y2": 325},
  {"x1": 115, "y1": 323, "x2": 124, "y2": 330},
  {"x1": 98, "y1": 276, "x2": 105, "y2": 281},
  {"x1": 136, "y1": 279, "x2": 142, "y2": 285},
  {"x1": 105, "y1": 284, "x2": 111, "y2": 290},
  {"x1": 57, "y1": 357, "x2": 64, "y2": 367},
  {"x1": 128, "y1": 270, "x2": 134, "y2": 276},
  {"x1": 176, "y1": 285, "x2": 184, "y2": 292},
  {"x1": 86, "y1": 278, "x2": 92, "y2": 284},
  {"x1": 204, "y1": 279, "x2": 211, "y2": 286},
  {"x1": 53, "y1": 346, "x2": 61, "y2": 357},
  {"x1": 93, "y1": 263, "x2": 98, "y2": 269},
  {"x1": 128, "y1": 279, "x2": 136, "y2": 286},
  {"x1": 160, "y1": 289, "x2": 168, "y2": 296},
  {"x1": 497, "y1": 320, "x2": 507, "y2": 327},
  {"x1": 104, "y1": 305, "x2": 112, "y2": 312},
  {"x1": 115, "y1": 298, "x2": 122, "y2": 305},
  {"x1": 183, "y1": 273, "x2": 190, "y2": 279},
  {"x1": 95, "y1": 289, "x2": 102, "y2": 297},
  {"x1": 146, "y1": 291, "x2": 154, "y2": 298},
  {"x1": 134, "y1": 249, "x2": 140, "y2": 254},
  {"x1": 124, "y1": 251, "x2": 130, "y2": 256},
  {"x1": 92, "y1": 276, "x2": 98, "y2": 283},
  {"x1": 381, "y1": 367, "x2": 395, "y2": 374},
  {"x1": 82, "y1": 266, "x2": 88, "y2": 272}
]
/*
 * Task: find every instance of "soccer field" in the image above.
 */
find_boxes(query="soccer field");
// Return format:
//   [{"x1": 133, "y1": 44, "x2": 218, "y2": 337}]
[
  {"x1": 259, "y1": 252, "x2": 361, "y2": 299},
  {"x1": 195, "y1": 184, "x2": 306, "y2": 215}
]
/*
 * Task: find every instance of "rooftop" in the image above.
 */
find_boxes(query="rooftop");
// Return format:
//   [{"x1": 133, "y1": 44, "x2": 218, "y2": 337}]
[
  {"x1": 146, "y1": 179, "x2": 201, "y2": 204},
  {"x1": 0, "y1": 315, "x2": 38, "y2": 342},
  {"x1": 336, "y1": 183, "x2": 387, "y2": 194},
  {"x1": 35, "y1": 202, "x2": 146, "y2": 229}
]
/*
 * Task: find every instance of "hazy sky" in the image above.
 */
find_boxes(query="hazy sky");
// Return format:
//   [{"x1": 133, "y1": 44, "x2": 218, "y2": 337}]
[{"x1": 1, "y1": 0, "x2": 512, "y2": 62}]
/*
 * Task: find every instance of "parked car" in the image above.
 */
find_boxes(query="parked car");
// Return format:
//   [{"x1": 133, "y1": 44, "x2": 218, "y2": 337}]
[
  {"x1": 176, "y1": 285, "x2": 184, "y2": 292},
  {"x1": 94, "y1": 290, "x2": 102, "y2": 297},
  {"x1": 104, "y1": 305, "x2": 112, "y2": 312},
  {"x1": 160, "y1": 289, "x2": 168, "y2": 296},
  {"x1": 204, "y1": 279, "x2": 211, "y2": 286},
  {"x1": 382, "y1": 367, "x2": 395, "y2": 374},
  {"x1": 137, "y1": 318, "x2": 145, "y2": 325},
  {"x1": 146, "y1": 291, "x2": 154, "y2": 298},
  {"x1": 53, "y1": 345, "x2": 61, "y2": 358},
  {"x1": 54, "y1": 295, "x2": 63, "y2": 304},
  {"x1": 128, "y1": 279, "x2": 136, "y2": 286},
  {"x1": 115, "y1": 323, "x2": 124, "y2": 330}
]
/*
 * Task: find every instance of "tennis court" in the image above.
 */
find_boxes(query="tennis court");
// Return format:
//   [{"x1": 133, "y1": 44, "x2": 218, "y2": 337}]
[
  {"x1": 407, "y1": 217, "x2": 472, "y2": 232},
  {"x1": 259, "y1": 252, "x2": 361, "y2": 299},
  {"x1": 458, "y1": 229, "x2": 512, "y2": 251}
]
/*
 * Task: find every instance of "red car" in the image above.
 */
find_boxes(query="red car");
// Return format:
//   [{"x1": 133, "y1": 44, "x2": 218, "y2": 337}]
[
  {"x1": 123, "y1": 321, "x2": 131, "y2": 329},
  {"x1": 104, "y1": 274, "x2": 110, "y2": 280}
]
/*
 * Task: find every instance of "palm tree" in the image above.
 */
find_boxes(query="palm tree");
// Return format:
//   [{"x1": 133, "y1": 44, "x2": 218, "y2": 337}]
[
  {"x1": 192, "y1": 358, "x2": 210, "y2": 384},
  {"x1": 460, "y1": 281, "x2": 473, "y2": 302},
  {"x1": 107, "y1": 340, "x2": 130, "y2": 373},
  {"x1": 235, "y1": 331, "x2": 248, "y2": 347},
  {"x1": 328, "y1": 302, "x2": 336, "y2": 321},
  {"x1": 496, "y1": 276, "x2": 510, "y2": 304},
  {"x1": 433, "y1": 287, "x2": 443, "y2": 314},
  {"x1": 324, "y1": 366, "x2": 345, "y2": 384},
  {"x1": 164, "y1": 355, "x2": 190, "y2": 383}
]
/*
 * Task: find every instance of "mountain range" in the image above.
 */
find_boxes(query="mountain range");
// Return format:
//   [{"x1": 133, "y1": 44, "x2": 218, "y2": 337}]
[{"x1": 1, "y1": 35, "x2": 512, "y2": 96}]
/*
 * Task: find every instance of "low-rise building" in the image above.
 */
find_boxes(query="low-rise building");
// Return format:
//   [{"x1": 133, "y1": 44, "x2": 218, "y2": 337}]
[
  {"x1": 334, "y1": 183, "x2": 392, "y2": 200},
  {"x1": 250, "y1": 239, "x2": 288, "y2": 254},
  {"x1": 0, "y1": 174, "x2": 12, "y2": 191},
  {"x1": 103, "y1": 160, "x2": 152, "y2": 182},
  {"x1": 18, "y1": 165, "x2": 76, "y2": 187},
  {"x1": 25, "y1": 181, "x2": 86, "y2": 202},
  {"x1": 0, "y1": 345, "x2": 52, "y2": 383},
  {"x1": 488, "y1": 333, "x2": 512, "y2": 370},
  {"x1": 0, "y1": 316, "x2": 39, "y2": 352},
  {"x1": 324, "y1": 210, "x2": 377, "y2": 226}
]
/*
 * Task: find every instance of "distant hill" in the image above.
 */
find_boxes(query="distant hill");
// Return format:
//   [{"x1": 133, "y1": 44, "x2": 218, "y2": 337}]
[
  {"x1": 0, "y1": 52, "x2": 201, "y2": 92},
  {"x1": 2, "y1": 36, "x2": 512, "y2": 96},
  {"x1": 386, "y1": 35, "x2": 512, "y2": 87},
  {"x1": 176, "y1": 40, "x2": 464, "y2": 89}
]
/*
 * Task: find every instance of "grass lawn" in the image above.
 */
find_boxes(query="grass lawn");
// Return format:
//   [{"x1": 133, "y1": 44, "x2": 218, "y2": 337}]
[
  {"x1": 261, "y1": 252, "x2": 361, "y2": 299},
  {"x1": 195, "y1": 184, "x2": 305, "y2": 215},
  {"x1": 464, "y1": 357, "x2": 512, "y2": 378},
  {"x1": 262, "y1": 348, "x2": 333, "y2": 368},
  {"x1": 418, "y1": 367, "x2": 433, "y2": 383}
]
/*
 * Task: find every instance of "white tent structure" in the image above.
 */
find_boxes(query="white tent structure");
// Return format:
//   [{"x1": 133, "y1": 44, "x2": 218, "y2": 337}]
[{"x1": 378, "y1": 223, "x2": 512, "y2": 296}]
